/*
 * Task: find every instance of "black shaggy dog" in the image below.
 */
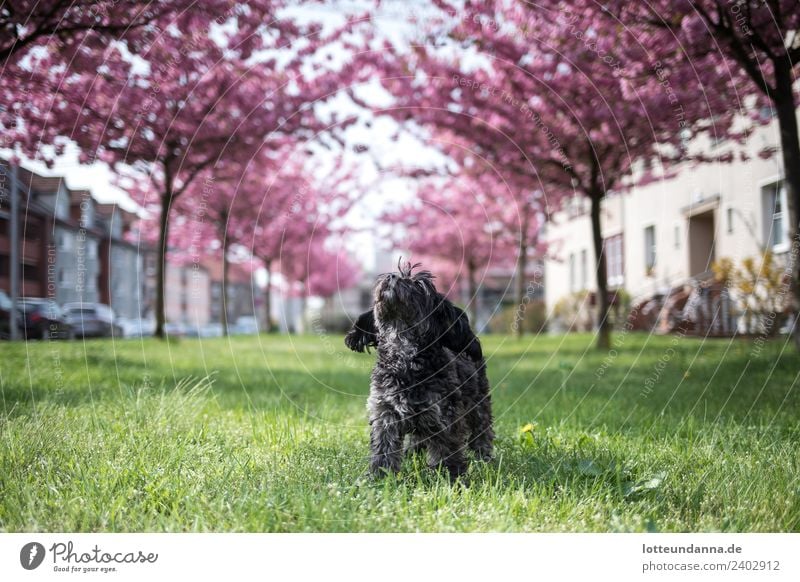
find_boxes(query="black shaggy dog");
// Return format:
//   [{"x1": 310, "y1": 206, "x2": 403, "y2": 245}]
[{"x1": 345, "y1": 261, "x2": 493, "y2": 480}]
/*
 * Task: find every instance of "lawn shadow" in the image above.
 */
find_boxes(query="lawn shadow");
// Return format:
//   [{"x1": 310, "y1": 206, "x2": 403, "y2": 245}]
[{"x1": 357, "y1": 433, "x2": 666, "y2": 509}]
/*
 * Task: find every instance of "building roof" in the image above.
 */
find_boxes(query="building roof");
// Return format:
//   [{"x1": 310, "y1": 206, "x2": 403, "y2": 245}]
[
  {"x1": 14, "y1": 166, "x2": 66, "y2": 195},
  {"x1": 69, "y1": 188, "x2": 93, "y2": 204},
  {"x1": 95, "y1": 202, "x2": 136, "y2": 223}
]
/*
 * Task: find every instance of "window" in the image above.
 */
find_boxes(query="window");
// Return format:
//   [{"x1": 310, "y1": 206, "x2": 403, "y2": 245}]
[
  {"x1": 605, "y1": 234, "x2": 624, "y2": 287},
  {"x1": 726, "y1": 207, "x2": 734, "y2": 234},
  {"x1": 568, "y1": 252, "x2": 576, "y2": 293},
  {"x1": 22, "y1": 262, "x2": 39, "y2": 281},
  {"x1": 567, "y1": 195, "x2": 587, "y2": 219},
  {"x1": 763, "y1": 181, "x2": 788, "y2": 250},
  {"x1": 57, "y1": 231, "x2": 73, "y2": 251},
  {"x1": 579, "y1": 249, "x2": 587, "y2": 290},
  {"x1": 56, "y1": 191, "x2": 69, "y2": 220},
  {"x1": 80, "y1": 199, "x2": 94, "y2": 229},
  {"x1": 111, "y1": 214, "x2": 123, "y2": 238},
  {"x1": 644, "y1": 225, "x2": 656, "y2": 273},
  {"x1": 23, "y1": 222, "x2": 40, "y2": 241}
]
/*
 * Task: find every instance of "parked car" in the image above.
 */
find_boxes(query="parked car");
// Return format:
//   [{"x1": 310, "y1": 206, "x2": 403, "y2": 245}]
[
  {"x1": 231, "y1": 316, "x2": 260, "y2": 335},
  {"x1": 0, "y1": 290, "x2": 12, "y2": 339},
  {"x1": 199, "y1": 323, "x2": 224, "y2": 338},
  {"x1": 63, "y1": 303, "x2": 121, "y2": 338},
  {"x1": 17, "y1": 298, "x2": 72, "y2": 340},
  {"x1": 164, "y1": 321, "x2": 187, "y2": 338},
  {"x1": 116, "y1": 317, "x2": 155, "y2": 339}
]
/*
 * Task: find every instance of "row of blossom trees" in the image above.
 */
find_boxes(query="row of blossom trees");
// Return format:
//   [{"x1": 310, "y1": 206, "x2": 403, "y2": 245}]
[
  {"x1": 381, "y1": 140, "x2": 547, "y2": 334},
  {"x1": 356, "y1": 0, "x2": 799, "y2": 348},
  {"x1": 5, "y1": 1, "x2": 799, "y2": 347},
  {"x1": 2, "y1": 0, "x2": 363, "y2": 336}
]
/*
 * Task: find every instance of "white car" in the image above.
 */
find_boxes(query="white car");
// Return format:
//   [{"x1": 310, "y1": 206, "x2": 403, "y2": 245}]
[
  {"x1": 232, "y1": 316, "x2": 260, "y2": 335},
  {"x1": 117, "y1": 317, "x2": 156, "y2": 338}
]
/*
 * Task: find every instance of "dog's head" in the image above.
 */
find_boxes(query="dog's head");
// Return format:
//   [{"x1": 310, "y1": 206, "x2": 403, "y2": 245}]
[
  {"x1": 372, "y1": 261, "x2": 438, "y2": 329},
  {"x1": 344, "y1": 260, "x2": 483, "y2": 361}
]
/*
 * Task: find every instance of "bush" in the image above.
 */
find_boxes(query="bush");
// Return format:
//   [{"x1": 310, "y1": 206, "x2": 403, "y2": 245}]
[
  {"x1": 712, "y1": 252, "x2": 792, "y2": 335},
  {"x1": 552, "y1": 291, "x2": 594, "y2": 332},
  {"x1": 552, "y1": 289, "x2": 631, "y2": 333},
  {"x1": 488, "y1": 301, "x2": 548, "y2": 334},
  {"x1": 310, "y1": 311, "x2": 355, "y2": 334}
]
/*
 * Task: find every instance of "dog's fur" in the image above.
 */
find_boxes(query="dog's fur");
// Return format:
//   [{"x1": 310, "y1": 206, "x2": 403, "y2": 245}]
[{"x1": 345, "y1": 261, "x2": 493, "y2": 479}]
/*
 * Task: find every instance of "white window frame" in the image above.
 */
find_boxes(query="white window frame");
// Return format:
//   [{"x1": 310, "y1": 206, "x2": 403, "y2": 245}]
[
  {"x1": 568, "y1": 252, "x2": 576, "y2": 293},
  {"x1": 644, "y1": 225, "x2": 657, "y2": 273},
  {"x1": 58, "y1": 269, "x2": 72, "y2": 288},
  {"x1": 760, "y1": 176, "x2": 789, "y2": 254},
  {"x1": 57, "y1": 230, "x2": 73, "y2": 252},
  {"x1": 579, "y1": 249, "x2": 587, "y2": 290},
  {"x1": 605, "y1": 234, "x2": 625, "y2": 288}
]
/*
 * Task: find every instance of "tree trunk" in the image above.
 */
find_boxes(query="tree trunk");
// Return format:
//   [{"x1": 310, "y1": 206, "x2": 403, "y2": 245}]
[
  {"x1": 514, "y1": 236, "x2": 528, "y2": 338},
  {"x1": 467, "y1": 261, "x2": 478, "y2": 327},
  {"x1": 298, "y1": 283, "x2": 307, "y2": 334},
  {"x1": 154, "y1": 187, "x2": 172, "y2": 339},
  {"x1": 773, "y1": 62, "x2": 800, "y2": 350},
  {"x1": 221, "y1": 240, "x2": 230, "y2": 337},
  {"x1": 263, "y1": 260, "x2": 272, "y2": 333},
  {"x1": 589, "y1": 190, "x2": 611, "y2": 350}
]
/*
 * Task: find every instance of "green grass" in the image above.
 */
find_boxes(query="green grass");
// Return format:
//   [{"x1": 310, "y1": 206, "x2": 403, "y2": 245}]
[{"x1": 1, "y1": 332, "x2": 798, "y2": 532}]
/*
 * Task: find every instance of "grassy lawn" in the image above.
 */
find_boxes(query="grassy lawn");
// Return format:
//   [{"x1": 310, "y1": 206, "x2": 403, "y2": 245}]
[{"x1": 0, "y1": 332, "x2": 798, "y2": 532}]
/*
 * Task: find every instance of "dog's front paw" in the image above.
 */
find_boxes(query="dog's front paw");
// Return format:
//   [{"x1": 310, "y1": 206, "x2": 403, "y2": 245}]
[
  {"x1": 444, "y1": 463, "x2": 469, "y2": 484},
  {"x1": 369, "y1": 456, "x2": 400, "y2": 479},
  {"x1": 472, "y1": 447, "x2": 494, "y2": 463}
]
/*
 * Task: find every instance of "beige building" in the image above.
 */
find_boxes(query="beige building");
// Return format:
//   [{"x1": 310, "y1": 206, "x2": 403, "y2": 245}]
[
  {"x1": 545, "y1": 116, "x2": 791, "y2": 320},
  {"x1": 165, "y1": 261, "x2": 212, "y2": 328}
]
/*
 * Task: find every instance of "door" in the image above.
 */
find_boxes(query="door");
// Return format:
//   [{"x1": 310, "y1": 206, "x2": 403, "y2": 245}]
[{"x1": 688, "y1": 210, "x2": 715, "y2": 277}]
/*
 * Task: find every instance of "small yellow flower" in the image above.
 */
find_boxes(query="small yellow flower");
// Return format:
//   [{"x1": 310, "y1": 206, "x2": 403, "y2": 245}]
[{"x1": 520, "y1": 423, "x2": 537, "y2": 434}]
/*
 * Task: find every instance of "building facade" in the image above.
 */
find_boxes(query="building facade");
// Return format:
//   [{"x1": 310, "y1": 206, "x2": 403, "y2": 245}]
[
  {"x1": 544, "y1": 117, "x2": 792, "y2": 322},
  {"x1": 164, "y1": 261, "x2": 212, "y2": 328},
  {"x1": 202, "y1": 257, "x2": 256, "y2": 326},
  {"x1": 2, "y1": 162, "x2": 153, "y2": 320},
  {"x1": 95, "y1": 203, "x2": 150, "y2": 319},
  {"x1": 0, "y1": 165, "x2": 50, "y2": 298}
]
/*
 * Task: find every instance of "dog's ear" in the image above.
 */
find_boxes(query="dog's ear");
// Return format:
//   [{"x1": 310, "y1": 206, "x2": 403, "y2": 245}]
[
  {"x1": 345, "y1": 309, "x2": 378, "y2": 353},
  {"x1": 433, "y1": 295, "x2": 483, "y2": 361}
]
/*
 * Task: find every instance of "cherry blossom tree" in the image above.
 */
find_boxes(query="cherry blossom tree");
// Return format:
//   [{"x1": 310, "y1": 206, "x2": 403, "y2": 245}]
[
  {"x1": 586, "y1": 0, "x2": 800, "y2": 348},
  {"x1": 439, "y1": 138, "x2": 550, "y2": 336},
  {"x1": 0, "y1": 0, "x2": 190, "y2": 64},
  {"x1": 231, "y1": 146, "x2": 361, "y2": 332},
  {"x1": 361, "y1": 0, "x2": 738, "y2": 348},
  {"x1": 384, "y1": 171, "x2": 517, "y2": 325},
  {"x1": 7, "y1": 3, "x2": 361, "y2": 337},
  {"x1": 279, "y1": 234, "x2": 360, "y2": 332}
]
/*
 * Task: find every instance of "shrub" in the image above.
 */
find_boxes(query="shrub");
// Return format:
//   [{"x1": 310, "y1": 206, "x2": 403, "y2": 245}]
[
  {"x1": 488, "y1": 301, "x2": 548, "y2": 334},
  {"x1": 711, "y1": 251, "x2": 792, "y2": 335},
  {"x1": 310, "y1": 311, "x2": 355, "y2": 334},
  {"x1": 552, "y1": 289, "x2": 632, "y2": 333}
]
